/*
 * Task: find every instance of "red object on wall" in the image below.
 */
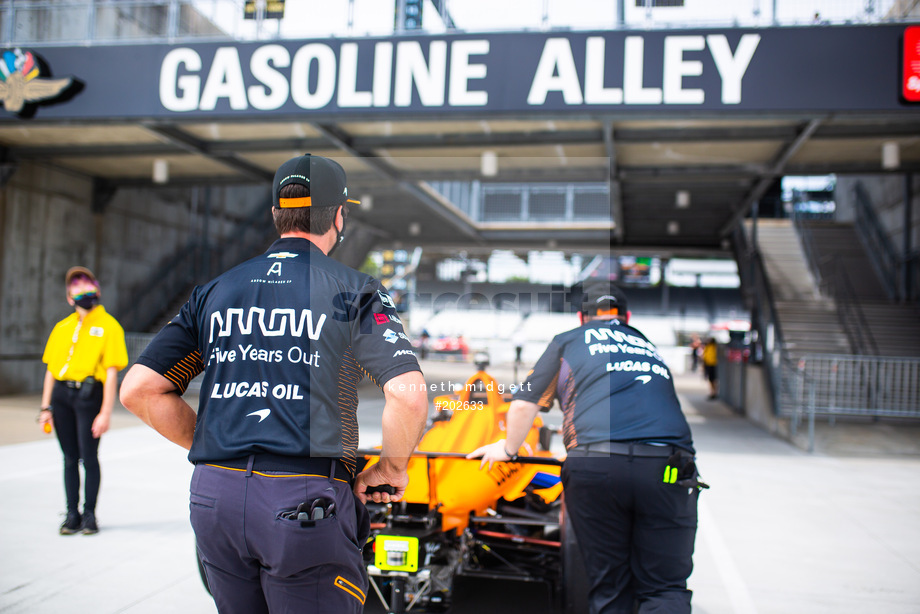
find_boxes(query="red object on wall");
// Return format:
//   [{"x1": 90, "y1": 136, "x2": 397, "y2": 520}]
[{"x1": 903, "y1": 26, "x2": 920, "y2": 102}]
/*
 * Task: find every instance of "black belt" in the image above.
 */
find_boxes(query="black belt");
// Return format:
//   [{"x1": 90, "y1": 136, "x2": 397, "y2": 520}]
[
  {"x1": 200, "y1": 453, "x2": 353, "y2": 482},
  {"x1": 58, "y1": 377, "x2": 95, "y2": 390},
  {"x1": 569, "y1": 441, "x2": 677, "y2": 457}
]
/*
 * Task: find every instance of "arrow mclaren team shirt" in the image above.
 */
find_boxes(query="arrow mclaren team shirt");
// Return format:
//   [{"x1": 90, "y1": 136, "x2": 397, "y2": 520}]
[
  {"x1": 513, "y1": 318, "x2": 694, "y2": 453},
  {"x1": 135, "y1": 237, "x2": 421, "y2": 474}
]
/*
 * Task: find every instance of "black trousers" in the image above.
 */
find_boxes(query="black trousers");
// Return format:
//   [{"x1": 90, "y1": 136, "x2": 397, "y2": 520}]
[
  {"x1": 51, "y1": 380, "x2": 103, "y2": 514},
  {"x1": 563, "y1": 452, "x2": 699, "y2": 614},
  {"x1": 190, "y1": 462, "x2": 369, "y2": 614}
]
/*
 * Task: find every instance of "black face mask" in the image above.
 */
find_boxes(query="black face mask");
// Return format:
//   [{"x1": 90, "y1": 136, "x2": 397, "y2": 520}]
[
  {"x1": 73, "y1": 293, "x2": 99, "y2": 311},
  {"x1": 327, "y1": 209, "x2": 346, "y2": 257}
]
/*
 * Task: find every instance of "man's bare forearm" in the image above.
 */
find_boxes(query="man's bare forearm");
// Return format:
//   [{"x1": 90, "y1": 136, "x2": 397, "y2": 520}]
[
  {"x1": 145, "y1": 392, "x2": 197, "y2": 450},
  {"x1": 120, "y1": 364, "x2": 197, "y2": 451},
  {"x1": 380, "y1": 371, "x2": 428, "y2": 474},
  {"x1": 504, "y1": 400, "x2": 542, "y2": 454}
]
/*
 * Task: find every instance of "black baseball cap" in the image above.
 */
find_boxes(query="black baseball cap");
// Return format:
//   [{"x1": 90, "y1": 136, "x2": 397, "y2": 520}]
[
  {"x1": 579, "y1": 280, "x2": 629, "y2": 316},
  {"x1": 272, "y1": 154, "x2": 360, "y2": 209}
]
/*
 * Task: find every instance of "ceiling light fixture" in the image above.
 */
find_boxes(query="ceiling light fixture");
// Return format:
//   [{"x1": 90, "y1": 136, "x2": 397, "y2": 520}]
[
  {"x1": 152, "y1": 158, "x2": 169, "y2": 184},
  {"x1": 481, "y1": 151, "x2": 498, "y2": 177},
  {"x1": 882, "y1": 141, "x2": 900, "y2": 170},
  {"x1": 676, "y1": 190, "x2": 691, "y2": 208}
]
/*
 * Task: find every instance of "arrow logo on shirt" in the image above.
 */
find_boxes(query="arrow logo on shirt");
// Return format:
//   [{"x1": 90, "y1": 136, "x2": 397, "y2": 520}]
[
  {"x1": 634, "y1": 375, "x2": 652, "y2": 385},
  {"x1": 247, "y1": 408, "x2": 271, "y2": 423}
]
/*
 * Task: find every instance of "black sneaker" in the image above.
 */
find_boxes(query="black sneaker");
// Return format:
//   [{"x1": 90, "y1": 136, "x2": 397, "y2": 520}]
[
  {"x1": 59, "y1": 511, "x2": 82, "y2": 535},
  {"x1": 81, "y1": 511, "x2": 99, "y2": 535}
]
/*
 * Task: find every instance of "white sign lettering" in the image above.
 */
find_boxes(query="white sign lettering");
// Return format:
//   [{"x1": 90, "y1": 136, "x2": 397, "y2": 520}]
[
  {"x1": 159, "y1": 34, "x2": 760, "y2": 113},
  {"x1": 527, "y1": 33, "x2": 760, "y2": 106}
]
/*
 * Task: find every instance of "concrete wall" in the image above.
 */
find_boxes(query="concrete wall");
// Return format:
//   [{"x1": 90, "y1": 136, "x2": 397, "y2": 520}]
[
  {"x1": 739, "y1": 364, "x2": 791, "y2": 439},
  {"x1": 0, "y1": 162, "x2": 266, "y2": 393},
  {"x1": 836, "y1": 174, "x2": 919, "y2": 258}
]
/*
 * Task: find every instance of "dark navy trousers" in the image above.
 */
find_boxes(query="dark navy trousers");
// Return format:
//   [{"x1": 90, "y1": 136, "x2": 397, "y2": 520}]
[
  {"x1": 563, "y1": 453, "x2": 699, "y2": 614},
  {"x1": 190, "y1": 463, "x2": 370, "y2": 614}
]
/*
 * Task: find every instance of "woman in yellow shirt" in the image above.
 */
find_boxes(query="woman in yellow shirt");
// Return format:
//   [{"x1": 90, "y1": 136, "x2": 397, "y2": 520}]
[
  {"x1": 702, "y1": 337, "x2": 719, "y2": 400},
  {"x1": 37, "y1": 267, "x2": 128, "y2": 535}
]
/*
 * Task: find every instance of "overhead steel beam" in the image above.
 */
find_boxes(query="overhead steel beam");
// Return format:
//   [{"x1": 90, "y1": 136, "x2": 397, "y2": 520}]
[
  {"x1": 141, "y1": 122, "x2": 273, "y2": 182},
  {"x1": 311, "y1": 122, "x2": 482, "y2": 242},
  {"x1": 414, "y1": 241, "x2": 727, "y2": 259},
  {"x1": 479, "y1": 228, "x2": 614, "y2": 242},
  {"x1": 719, "y1": 118, "x2": 824, "y2": 236},
  {"x1": 430, "y1": 0, "x2": 456, "y2": 28},
  {"x1": 81, "y1": 158, "x2": 920, "y2": 191},
  {"x1": 12, "y1": 142, "x2": 180, "y2": 159},
  {"x1": 784, "y1": 162, "x2": 920, "y2": 175},
  {"x1": 615, "y1": 122, "x2": 920, "y2": 143},
  {"x1": 394, "y1": 167, "x2": 610, "y2": 183},
  {"x1": 621, "y1": 180, "x2": 751, "y2": 192},
  {"x1": 11, "y1": 121, "x2": 920, "y2": 160},
  {"x1": 619, "y1": 164, "x2": 767, "y2": 179},
  {"x1": 614, "y1": 125, "x2": 800, "y2": 143},
  {"x1": 352, "y1": 129, "x2": 603, "y2": 149}
]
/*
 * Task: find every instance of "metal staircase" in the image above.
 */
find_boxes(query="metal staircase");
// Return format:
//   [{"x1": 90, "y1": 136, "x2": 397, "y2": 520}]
[
  {"x1": 734, "y1": 207, "x2": 920, "y2": 447},
  {"x1": 802, "y1": 220, "x2": 920, "y2": 358},
  {"x1": 749, "y1": 219, "x2": 851, "y2": 358},
  {"x1": 118, "y1": 193, "x2": 276, "y2": 333}
]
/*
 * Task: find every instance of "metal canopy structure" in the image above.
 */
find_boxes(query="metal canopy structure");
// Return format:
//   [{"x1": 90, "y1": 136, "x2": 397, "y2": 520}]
[
  {"x1": 5, "y1": 114, "x2": 918, "y2": 255},
  {"x1": 1, "y1": 25, "x2": 918, "y2": 258}
]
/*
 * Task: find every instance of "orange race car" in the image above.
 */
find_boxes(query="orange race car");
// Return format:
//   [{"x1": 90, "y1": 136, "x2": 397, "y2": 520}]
[
  {"x1": 195, "y1": 360, "x2": 589, "y2": 613},
  {"x1": 358, "y1": 359, "x2": 588, "y2": 614}
]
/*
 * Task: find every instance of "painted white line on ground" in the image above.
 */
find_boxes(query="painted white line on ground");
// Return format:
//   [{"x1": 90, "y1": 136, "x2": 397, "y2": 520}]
[{"x1": 698, "y1": 497, "x2": 760, "y2": 614}]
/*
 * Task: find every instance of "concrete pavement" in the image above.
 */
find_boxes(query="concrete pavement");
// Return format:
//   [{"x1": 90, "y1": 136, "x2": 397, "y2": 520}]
[{"x1": 1, "y1": 361, "x2": 918, "y2": 613}]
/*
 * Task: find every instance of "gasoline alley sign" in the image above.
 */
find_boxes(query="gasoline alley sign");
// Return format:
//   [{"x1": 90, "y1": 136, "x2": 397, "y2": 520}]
[
  {"x1": 1, "y1": 25, "x2": 910, "y2": 120},
  {"x1": 157, "y1": 33, "x2": 760, "y2": 112}
]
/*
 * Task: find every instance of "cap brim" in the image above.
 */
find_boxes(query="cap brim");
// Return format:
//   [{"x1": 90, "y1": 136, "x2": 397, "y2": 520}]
[{"x1": 65, "y1": 266, "x2": 96, "y2": 286}]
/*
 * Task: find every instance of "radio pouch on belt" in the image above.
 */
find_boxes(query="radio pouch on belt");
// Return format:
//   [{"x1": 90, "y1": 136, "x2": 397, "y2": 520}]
[{"x1": 663, "y1": 451, "x2": 710, "y2": 491}]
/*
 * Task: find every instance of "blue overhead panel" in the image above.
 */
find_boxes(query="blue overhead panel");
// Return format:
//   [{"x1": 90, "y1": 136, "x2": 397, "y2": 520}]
[{"x1": 1, "y1": 24, "x2": 913, "y2": 121}]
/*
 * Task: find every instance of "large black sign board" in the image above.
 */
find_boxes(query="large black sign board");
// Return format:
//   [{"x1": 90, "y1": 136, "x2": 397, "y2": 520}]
[{"x1": 0, "y1": 25, "x2": 913, "y2": 121}]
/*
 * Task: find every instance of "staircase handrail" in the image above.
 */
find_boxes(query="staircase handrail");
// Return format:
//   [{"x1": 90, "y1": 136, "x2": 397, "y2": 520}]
[
  {"x1": 120, "y1": 192, "x2": 274, "y2": 332},
  {"x1": 853, "y1": 181, "x2": 899, "y2": 300},
  {"x1": 790, "y1": 206, "x2": 824, "y2": 294},
  {"x1": 817, "y1": 254, "x2": 879, "y2": 355},
  {"x1": 793, "y1": 202, "x2": 878, "y2": 355},
  {"x1": 905, "y1": 250, "x2": 920, "y2": 303},
  {"x1": 118, "y1": 240, "x2": 202, "y2": 332},
  {"x1": 208, "y1": 192, "x2": 275, "y2": 275},
  {"x1": 731, "y1": 222, "x2": 788, "y2": 415}
]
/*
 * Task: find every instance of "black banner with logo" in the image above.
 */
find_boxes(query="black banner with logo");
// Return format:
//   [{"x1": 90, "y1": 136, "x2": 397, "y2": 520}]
[{"x1": 0, "y1": 24, "x2": 913, "y2": 121}]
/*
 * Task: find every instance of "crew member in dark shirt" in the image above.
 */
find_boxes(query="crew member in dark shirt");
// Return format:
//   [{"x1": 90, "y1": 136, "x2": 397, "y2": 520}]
[
  {"x1": 120, "y1": 154, "x2": 428, "y2": 614},
  {"x1": 469, "y1": 281, "x2": 704, "y2": 614}
]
